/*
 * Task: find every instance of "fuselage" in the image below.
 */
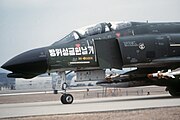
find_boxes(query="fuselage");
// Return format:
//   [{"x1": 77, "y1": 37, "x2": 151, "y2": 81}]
[{"x1": 1, "y1": 22, "x2": 180, "y2": 78}]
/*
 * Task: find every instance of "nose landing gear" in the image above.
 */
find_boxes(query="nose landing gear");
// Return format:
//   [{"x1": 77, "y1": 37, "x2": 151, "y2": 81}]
[
  {"x1": 60, "y1": 82, "x2": 74, "y2": 104},
  {"x1": 55, "y1": 72, "x2": 74, "y2": 104}
]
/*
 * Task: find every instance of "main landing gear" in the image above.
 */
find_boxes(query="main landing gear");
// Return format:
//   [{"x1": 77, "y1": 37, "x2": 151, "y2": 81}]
[{"x1": 167, "y1": 86, "x2": 180, "y2": 97}]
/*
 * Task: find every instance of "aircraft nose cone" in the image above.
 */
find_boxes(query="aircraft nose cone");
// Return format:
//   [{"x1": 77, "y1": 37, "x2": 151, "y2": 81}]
[
  {"x1": 1, "y1": 63, "x2": 9, "y2": 70},
  {"x1": 1, "y1": 47, "x2": 48, "y2": 74}
]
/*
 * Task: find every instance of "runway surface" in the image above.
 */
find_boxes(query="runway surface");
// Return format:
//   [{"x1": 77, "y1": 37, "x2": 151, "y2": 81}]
[
  {"x1": 0, "y1": 94, "x2": 180, "y2": 118},
  {"x1": 0, "y1": 86, "x2": 101, "y2": 97}
]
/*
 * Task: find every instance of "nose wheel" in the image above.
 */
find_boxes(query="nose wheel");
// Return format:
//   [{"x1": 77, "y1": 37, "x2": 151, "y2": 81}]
[{"x1": 60, "y1": 93, "x2": 74, "y2": 104}]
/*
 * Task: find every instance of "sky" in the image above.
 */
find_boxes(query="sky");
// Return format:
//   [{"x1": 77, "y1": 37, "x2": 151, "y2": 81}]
[{"x1": 0, "y1": 0, "x2": 180, "y2": 69}]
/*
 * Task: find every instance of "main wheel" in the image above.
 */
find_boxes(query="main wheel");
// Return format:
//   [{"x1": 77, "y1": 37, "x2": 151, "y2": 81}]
[
  {"x1": 169, "y1": 89, "x2": 180, "y2": 97},
  {"x1": 167, "y1": 87, "x2": 180, "y2": 97},
  {"x1": 61, "y1": 94, "x2": 74, "y2": 104}
]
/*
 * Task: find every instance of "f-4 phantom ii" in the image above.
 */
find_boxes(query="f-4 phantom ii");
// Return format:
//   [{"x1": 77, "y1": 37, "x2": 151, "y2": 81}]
[{"x1": 2, "y1": 21, "x2": 180, "y2": 104}]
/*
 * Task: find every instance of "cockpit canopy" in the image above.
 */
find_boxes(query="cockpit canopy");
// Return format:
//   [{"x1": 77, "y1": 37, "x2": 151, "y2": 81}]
[{"x1": 52, "y1": 22, "x2": 132, "y2": 45}]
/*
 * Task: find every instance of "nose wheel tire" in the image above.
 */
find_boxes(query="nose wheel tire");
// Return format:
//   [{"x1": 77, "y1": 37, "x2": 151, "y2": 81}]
[{"x1": 61, "y1": 94, "x2": 74, "y2": 104}]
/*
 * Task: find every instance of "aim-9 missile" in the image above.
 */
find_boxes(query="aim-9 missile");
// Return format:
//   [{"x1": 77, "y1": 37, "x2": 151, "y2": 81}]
[{"x1": 147, "y1": 69, "x2": 180, "y2": 79}]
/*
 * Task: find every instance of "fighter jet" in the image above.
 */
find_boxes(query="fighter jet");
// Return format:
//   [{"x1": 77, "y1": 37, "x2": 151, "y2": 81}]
[{"x1": 1, "y1": 21, "x2": 180, "y2": 104}]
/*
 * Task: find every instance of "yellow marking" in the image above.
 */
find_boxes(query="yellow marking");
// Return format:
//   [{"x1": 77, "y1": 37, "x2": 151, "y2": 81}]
[
  {"x1": 79, "y1": 57, "x2": 93, "y2": 61},
  {"x1": 83, "y1": 57, "x2": 93, "y2": 60},
  {"x1": 78, "y1": 57, "x2": 83, "y2": 60}
]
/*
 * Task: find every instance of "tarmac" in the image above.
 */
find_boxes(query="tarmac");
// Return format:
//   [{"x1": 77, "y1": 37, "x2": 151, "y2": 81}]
[{"x1": 0, "y1": 94, "x2": 180, "y2": 119}]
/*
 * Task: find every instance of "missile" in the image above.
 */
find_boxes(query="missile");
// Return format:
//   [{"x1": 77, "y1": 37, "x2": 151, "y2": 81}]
[{"x1": 147, "y1": 69, "x2": 180, "y2": 79}]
